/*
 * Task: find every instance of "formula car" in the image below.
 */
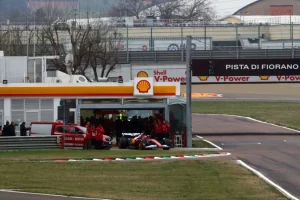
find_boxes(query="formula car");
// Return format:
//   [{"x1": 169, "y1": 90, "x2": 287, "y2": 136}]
[{"x1": 118, "y1": 133, "x2": 171, "y2": 150}]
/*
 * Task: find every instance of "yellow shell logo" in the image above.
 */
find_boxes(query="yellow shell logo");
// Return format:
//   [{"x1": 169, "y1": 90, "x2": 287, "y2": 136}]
[
  {"x1": 198, "y1": 76, "x2": 209, "y2": 81},
  {"x1": 137, "y1": 80, "x2": 151, "y2": 93},
  {"x1": 260, "y1": 76, "x2": 270, "y2": 81},
  {"x1": 137, "y1": 71, "x2": 149, "y2": 78}
]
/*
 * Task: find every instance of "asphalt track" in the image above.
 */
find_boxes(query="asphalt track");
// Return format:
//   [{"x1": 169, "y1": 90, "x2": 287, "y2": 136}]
[{"x1": 193, "y1": 114, "x2": 300, "y2": 198}]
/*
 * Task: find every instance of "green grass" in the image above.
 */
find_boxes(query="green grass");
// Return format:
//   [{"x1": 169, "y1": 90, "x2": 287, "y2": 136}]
[
  {"x1": 193, "y1": 140, "x2": 214, "y2": 148},
  {"x1": 0, "y1": 149, "x2": 213, "y2": 161},
  {"x1": 0, "y1": 160, "x2": 287, "y2": 200},
  {"x1": 192, "y1": 101, "x2": 300, "y2": 130}
]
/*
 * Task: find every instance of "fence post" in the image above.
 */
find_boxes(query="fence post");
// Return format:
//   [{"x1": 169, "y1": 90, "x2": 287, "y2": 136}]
[
  {"x1": 204, "y1": 25, "x2": 207, "y2": 50},
  {"x1": 126, "y1": 26, "x2": 129, "y2": 63},
  {"x1": 150, "y1": 27, "x2": 153, "y2": 51},
  {"x1": 292, "y1": 22, "x2": 294, "y2": 58},
  {"x1": 258, "y1": 24, "x2": 261, "y2": 49},
  {"x1": 265, "y1": 49, "x2": 267, "y2": 59},
  {"x1": 236, "y1": 25, "x2": 239, "y2": 58},
  {"x1": 181, "y1": 24, "x2": 184, "y2": 62}
]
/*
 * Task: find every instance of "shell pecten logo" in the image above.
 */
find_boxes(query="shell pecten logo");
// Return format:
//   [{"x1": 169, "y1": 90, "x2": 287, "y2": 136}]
[
  {"x1": 198, "y1": 76, "x2": 209, "y2": 81},
  {"x1": 137, "y1": 71, "x2": 149, "y2": 78},
  {"x1": 260, "y1": 76, "x2": 270, "y2": 81},
  {"x1": 136, "y1": 80, "x2": 151, "y2": 93}
]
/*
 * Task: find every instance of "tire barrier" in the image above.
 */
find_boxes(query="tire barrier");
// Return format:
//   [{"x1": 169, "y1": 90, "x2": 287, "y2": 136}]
[{"x1": 0, "y1": 136, "x2": 63, "y2": 150}]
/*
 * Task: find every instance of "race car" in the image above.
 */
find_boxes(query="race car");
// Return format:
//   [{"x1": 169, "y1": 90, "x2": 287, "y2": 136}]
[{"x1": 118, "y1": 132, "x2": 171, "y2": 150}]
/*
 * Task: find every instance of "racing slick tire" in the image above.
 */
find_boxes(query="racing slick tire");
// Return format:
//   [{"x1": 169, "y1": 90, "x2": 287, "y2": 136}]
[
  {"x1": 163, "y1": 139, "x2": 171, "y2": 150},
  {"x1": 164, "y1": 139, "x2": 172, "y2": 146},
  {"x1": 119, "y1": 137, "x2": 128, "y2": 149}
]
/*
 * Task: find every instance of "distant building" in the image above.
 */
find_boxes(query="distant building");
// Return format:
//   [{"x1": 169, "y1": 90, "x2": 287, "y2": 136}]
[
  {"x1": 27, "y1": 0, "x2": 79, "y2": 10},
  {"x1": 233, "y1": 0, "x2": 300, "y2": 16}
]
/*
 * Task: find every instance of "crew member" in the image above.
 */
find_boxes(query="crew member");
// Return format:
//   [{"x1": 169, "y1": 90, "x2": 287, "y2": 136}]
[
  {"x1": 153, "y1": 120, "x2": 163, "y2": 139},
  {"x1": 115, "y1": 116, "x2": 123, "y2": 145},
  {"x1": 162, "y1": 120, "x2": 170, "y2": 139},
  {"x1": 95, "y1": 124, "x2": 105, "y2": 140},
  {"x1": 85, "y1": 122, "x2": 94, "y2": 135},
  {"x1": 118, "y1": 111, "x2": 124, "y2": 120}
]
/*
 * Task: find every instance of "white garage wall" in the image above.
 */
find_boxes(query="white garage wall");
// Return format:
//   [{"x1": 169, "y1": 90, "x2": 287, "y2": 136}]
[
  {"x1": 11, "y1": 99, "x2": 54, "y2": 135},
  {"x1": 0, "y1": 56, "x2": 27, "y2": 83}
]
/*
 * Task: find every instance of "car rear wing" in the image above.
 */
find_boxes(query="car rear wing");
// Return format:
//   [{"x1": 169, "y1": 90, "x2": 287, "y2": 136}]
[{"x1": 122, "y1": 133, "x2": 142, "y2": 137}]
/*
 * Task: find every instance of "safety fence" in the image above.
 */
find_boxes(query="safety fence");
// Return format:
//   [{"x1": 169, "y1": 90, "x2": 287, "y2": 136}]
[
  {"x1": 119, "y1": 49, "x2": 300, "y2": 63},
  {"x1": 1, "y1": 23, "x2": 300, "y2": 56},
  {"x1": 0, "y1": 136, "x2": 63, "y2": 151}
]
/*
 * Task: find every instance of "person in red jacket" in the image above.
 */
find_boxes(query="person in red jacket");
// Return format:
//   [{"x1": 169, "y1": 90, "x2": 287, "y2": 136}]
[
  {"x1": 162, "y1": 120, "x2": 170, "y2": 139},
  {"x1": 85, "y1": 122, "x2": 93, "y2": 135},
  {"x1": 95, "y1": 124, "x2": 105, "y2": 140},
  {"x1": 154, "y1": 120, "x2": 164, "y2": 140}
]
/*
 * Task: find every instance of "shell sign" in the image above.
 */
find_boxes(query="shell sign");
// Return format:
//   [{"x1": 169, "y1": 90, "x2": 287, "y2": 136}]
[
  {"x1": 137, "y1": 71, "x2": 149, "y2": 78},
  {"x1": 137, "y1": 80, "x2": 151, "y2": 93},
  {"x1": 134, "y1": 78, "x2": 154, "y2": 96},
  {"x1": 260, "y1": 76, "x2": 270, "y2": 80}
]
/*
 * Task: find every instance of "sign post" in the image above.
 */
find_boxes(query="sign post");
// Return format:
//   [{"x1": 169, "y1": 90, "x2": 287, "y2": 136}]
[{"x1": 186, "y1": 36, "x2": 192, "y2": 148}]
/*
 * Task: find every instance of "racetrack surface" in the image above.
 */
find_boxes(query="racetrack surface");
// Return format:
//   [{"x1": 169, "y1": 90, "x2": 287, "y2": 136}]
[
  {"x1": 183, "y1": 83, "x2": 300, "y2": 101},
  {"x1": 193, "y1": 114, "x2": 299, "y2": 136},
  {"x1": 193, "y1": 114, "x2": 300, "y2": 198}
]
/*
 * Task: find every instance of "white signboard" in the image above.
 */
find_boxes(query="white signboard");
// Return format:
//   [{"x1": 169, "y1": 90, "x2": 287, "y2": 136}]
[{"x1": 132, "y1": 64, "x2": 300, "y2": 83}]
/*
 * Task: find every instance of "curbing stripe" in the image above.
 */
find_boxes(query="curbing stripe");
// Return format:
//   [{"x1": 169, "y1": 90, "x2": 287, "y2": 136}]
[
  {"x1": 26, "y1": 153, "x2": 232, "y2": 163},
  {"x1": 196, "y1": 136, "x2": 223, "y2": 150},
  {"x1": 236, "y1": 160, "x2": 299, "y2": 200},
  {"x1": 47, "y1": 153, "x2": 231, "y2": 163}
]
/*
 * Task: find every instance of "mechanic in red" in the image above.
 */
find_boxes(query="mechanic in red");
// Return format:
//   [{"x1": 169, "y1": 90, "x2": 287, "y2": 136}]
[
  {"x1": 85, "y1": 122, "x2": 94, "y2": 135},
  {"x1": 95, "y1": 124, "x2": 105, "y2": 141},
  {"x1": 162, "y1": 120, "x2": 170, "y2": 139},
  {"x1": 154, "y1": 120, "x2": 163, "y2": 139}
]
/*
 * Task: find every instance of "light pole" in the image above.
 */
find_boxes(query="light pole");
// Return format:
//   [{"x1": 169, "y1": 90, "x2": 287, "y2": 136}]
[{"x1": 186, "y1": 36, "x2": 192, "y2": 148}]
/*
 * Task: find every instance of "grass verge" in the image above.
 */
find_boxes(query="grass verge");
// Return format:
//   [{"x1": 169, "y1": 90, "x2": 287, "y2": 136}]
[
  {"x1": 192, "y1": 101, "x2": 300, "y2": 130},
  {"x1": 0, "y1": 160, "x2": 287, "y2": 200},
  {"x1": 193, "y1": 140, "x2": 214, "y2": 148}
]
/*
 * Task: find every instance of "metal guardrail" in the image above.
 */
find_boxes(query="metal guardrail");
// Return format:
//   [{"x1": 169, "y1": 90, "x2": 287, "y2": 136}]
[
  {"x1": 120, "y1": 49, "x2": 299, "y2": 63},
  {"x1": 0, "y1": 136, "x2": 62, "y2": 150}
]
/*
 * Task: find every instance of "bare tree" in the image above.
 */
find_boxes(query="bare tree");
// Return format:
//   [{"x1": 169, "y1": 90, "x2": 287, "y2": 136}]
[
  {"x1": 142, "y1": 0, "x2": 214, "y2": 21},
  {"x1": 180, "y1": 0, "x2": 215, "y2": 21},
  {"x1": 156, "y1": 0, "x2": 182, "y2": 19},
  {"x1": 38, "y1": 16, "x2": 123, "y2": 81},
  {"x1": 0, "y1": 25, "x2": 34, "y2": 56},
  {"x1": 109, "y1": 0, "x2": 148, "y2": 19},
  {"x1": 88, "y1": 28, "x2": 123, "y2": 81}
]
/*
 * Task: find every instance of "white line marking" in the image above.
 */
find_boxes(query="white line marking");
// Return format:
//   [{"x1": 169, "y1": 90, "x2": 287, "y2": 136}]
[
  {"x1": 0, "y1": 189, "x2": 110, "y2": 200},
  {"x1": 196, "y1": 136, "x2": 223, "y2": 150},
  {"x1": 221, "y1": 142, "x2": 261, "y2": 146},
  {"x1": 236, "y1": 160, "x2": 299, "y2": 200},
  {"x1": 193, "y1": 114, "x2": 300, "y2": 133}
]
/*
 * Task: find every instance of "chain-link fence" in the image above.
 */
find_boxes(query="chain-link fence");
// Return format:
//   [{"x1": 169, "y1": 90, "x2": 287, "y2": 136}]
[{"x1": 0, "y1": 23, "x2": 299, "y2": 55}]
